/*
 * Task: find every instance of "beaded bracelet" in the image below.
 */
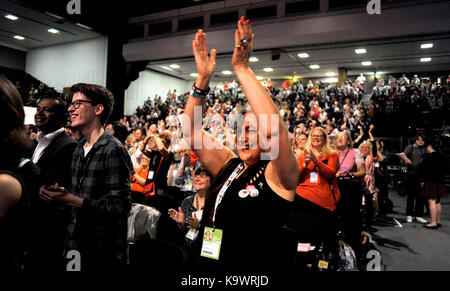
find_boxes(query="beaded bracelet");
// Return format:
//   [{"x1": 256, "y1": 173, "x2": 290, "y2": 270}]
[{"x1": 191, "y1": 83, "x2": 210, "y2": 98}]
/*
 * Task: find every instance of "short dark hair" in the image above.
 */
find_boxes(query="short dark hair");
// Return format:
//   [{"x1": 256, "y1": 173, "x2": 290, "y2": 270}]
[
  {"x1": 37, "y1": 95, "x2": 68, "y2": 128},
  {"x1": 415, "y1": 134, "x2": 426, "y2": 141},
  {"x1": 112, "y1": 121, "x2": 128, "y2": 145},
  {"x1": 159, "y1": 132, "x2": 171, "y2": 148},
  {"x1": 136, "y1": 126, "x2": 146, "y2": 137},
  {"x1": 194, "y1": 166, "x2": 212, "y2": 179},
  {"x1": 69, "y1": 83, "x2": 114, "y2": 125},
  {"x1": 298, "y1": 132, "x2": 308, "y2": 139}
]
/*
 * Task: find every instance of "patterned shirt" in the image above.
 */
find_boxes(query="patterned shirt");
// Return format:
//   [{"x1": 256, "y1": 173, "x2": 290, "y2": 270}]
[{"x1": 65, "y1": 131, "x2": 132, "y2": 269}]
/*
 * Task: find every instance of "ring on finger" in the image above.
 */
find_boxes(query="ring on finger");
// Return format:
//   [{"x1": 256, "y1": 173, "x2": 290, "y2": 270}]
[{"x1": 241, "y1": 38, "x2": 252, "y2": 48}]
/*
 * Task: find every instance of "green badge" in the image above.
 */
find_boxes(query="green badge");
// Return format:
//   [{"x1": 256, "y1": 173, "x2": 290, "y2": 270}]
[{"x1": 200, "y1": 227, "x2": 223, "y2": 260}]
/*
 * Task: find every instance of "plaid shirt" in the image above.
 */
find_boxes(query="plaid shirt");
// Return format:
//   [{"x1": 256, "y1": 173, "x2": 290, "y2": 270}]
[{"x1": 65, "y1": 131, "x2": 132, "y2": 269}]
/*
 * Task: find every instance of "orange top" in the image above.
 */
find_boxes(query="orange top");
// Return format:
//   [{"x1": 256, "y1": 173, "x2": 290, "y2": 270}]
[
  {"x1": 296, "y1": 151, "x2": 340, "y2": 211},
  {"x1": 131, "y1": 166, "x2": 149, "y2": 193}
]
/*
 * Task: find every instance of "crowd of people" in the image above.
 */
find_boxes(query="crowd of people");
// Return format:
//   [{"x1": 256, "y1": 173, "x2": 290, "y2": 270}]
[{"x1": 0, "y1": 17, "x2": 448, "y2": 275}]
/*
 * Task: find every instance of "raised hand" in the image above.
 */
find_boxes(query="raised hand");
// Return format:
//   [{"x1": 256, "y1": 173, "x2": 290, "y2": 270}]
[
  {"x1": 232, "y1": 16, "x2": 254, "y2": 71},
  {"x1": 192, "y1": 29, "x2": 216, "y2": 87},
  {"x1": 168, "y1": 207, "x2": 185, "y2": 225}
]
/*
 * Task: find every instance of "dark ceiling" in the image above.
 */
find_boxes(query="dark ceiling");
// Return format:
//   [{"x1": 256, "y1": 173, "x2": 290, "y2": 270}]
[{"x1": 15, "y1": 0, "x2": 223, "y2": 34}]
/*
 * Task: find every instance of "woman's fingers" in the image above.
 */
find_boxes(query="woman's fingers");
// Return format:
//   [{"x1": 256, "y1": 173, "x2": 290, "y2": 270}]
[
  {"x1": 237, "y1": 17, "x2": 252, "y2": 44},
  {"x1": 238, "y1": 16, "x2": 247, "y2": 39},
  {"x1": 201, "y1": 31, "x2": 208, "y2": 59},
  {"x1": 193, "y1": 29, "x2": 203, "y2": 56},
  {"x1": 209, "y1": 48, "x2": 217, "y2": 66}
]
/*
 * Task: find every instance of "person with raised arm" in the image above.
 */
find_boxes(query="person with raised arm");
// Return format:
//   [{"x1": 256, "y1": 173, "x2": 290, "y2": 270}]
[{"x1": 182, "y1": 17, "x2": 299, "y2": 272}]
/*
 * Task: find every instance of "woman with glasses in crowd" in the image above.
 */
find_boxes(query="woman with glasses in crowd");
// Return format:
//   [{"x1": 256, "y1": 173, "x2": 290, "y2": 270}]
[
  {"x1": 294, "y1": 127, "x2": 340, "y2": 260},
  {"x1": 168, "y1": 167, "x2": 212, "y2": 266},
  {"x1": 334, "y1": 130, "x2": 366, "y2": 262}
]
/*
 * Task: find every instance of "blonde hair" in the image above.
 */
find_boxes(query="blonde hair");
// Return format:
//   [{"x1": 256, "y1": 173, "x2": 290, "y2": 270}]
[
  {"x1": 126, "y1": 134, "x2": 135, "y2": 144},
  {"x1": 334, "y1": 130, "x2": 354, "y2": 149},
  {"x1": 306, "y1": 126, "x2": 333, "y2": 157},
  {"x1": 358, "y1": 139, "x2": 373, "y2": 154}
]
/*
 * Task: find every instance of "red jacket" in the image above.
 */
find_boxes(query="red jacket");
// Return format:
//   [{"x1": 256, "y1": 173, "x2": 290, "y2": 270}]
[{"x1": 296, "y1": 151, "x2": 340, "y2": 211}]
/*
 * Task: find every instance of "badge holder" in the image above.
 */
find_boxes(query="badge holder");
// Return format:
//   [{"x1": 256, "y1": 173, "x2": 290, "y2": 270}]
[{"x1": 200, "y1": 227, "x2": 223, "y2": 260}]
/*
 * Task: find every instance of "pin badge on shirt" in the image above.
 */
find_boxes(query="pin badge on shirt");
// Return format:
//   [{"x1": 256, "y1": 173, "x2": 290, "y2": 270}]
[
  {"x1": 246, "y1": 185, "x2": 259, "y2": 197},
  {"x1": 238, "y1": 189, "x2": 249, "y2": 198},
  {"x1": 238, "y1": 185, "x2": 259, "y2": 198}
]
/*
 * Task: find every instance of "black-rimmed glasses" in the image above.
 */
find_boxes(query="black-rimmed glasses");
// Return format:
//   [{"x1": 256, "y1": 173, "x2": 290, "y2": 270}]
[{"x1": 69, "y1": 99, "x2": 95, "y2": 109}]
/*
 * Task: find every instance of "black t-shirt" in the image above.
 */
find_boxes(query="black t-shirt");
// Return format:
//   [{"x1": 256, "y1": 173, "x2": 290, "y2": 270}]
[{"x1": 200, "y1": 158, "x2": 293, "y2": 272}]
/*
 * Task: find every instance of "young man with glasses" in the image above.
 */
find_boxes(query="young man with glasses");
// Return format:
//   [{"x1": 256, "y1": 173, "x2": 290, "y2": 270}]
[
  {"x1": 39, "y1": 83, "x2": 132, "y2": 271},
  {"x1": 398, "y1": 134, "x2": 427, "y2": 223}
]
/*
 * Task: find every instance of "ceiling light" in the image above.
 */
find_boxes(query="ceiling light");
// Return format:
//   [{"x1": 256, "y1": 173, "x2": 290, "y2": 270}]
[
  {"x1": 160, "y1": 65, "x2": 174, "y2": 71},
  {"x1": 249, "y1": 57, "x2": 259, "y2": 62},
  {"x1": 263, "y1": 67, "x2": 274, "y2": 72},
  {"x1": 421, "y1": 43, "x2": 433, "y2": 49},
  {"x1": 309, "y1": 64, "x2": 320, "y2": 69},
  {"x1": 362, "y1": 61, "x2": 372, "y2": 66},
  {"x1": 48, "y1": 28, "x2": 60, "y2": 34},
  {"x1": 222, "y1": 70, "x2": 233, "y2": 75},
  {"x1": 14, "y1": 35, "x2": 25, "y2": 40},
  {"x1": 420, "y1": 57, "x2": 431, "y2": 62},
  {"x1": 326, "y1": 72, "x2": 336, "y2": 77},
  {"x1": 355, "y1": 48, "x2": 367, "y2": 54},
  {"x1": 190, "y1": 73, "x2": 199, "y2": 77},
  {"x1": 75, "y1": 23, "x2": 93, "y2": 30},
  {"x1": 298, "y1": 53, "x2": 309, "y2": 59},
  {"x1": 256, "y1": 76, "x2": 263, "y2": 80},
  {"x1": 45, "y1": 12, "x2": 64, "y2": 20},
  {"x1": 169, "y1": 64, "x2": 180, "y2": 69},
  {"x1": 5, "y1": 14, "x2": 19, "y2": 21}
]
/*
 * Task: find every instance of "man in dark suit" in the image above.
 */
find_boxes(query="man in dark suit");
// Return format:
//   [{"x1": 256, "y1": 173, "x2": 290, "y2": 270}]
[{"x1": 19, "y1": 95, "x2": 77, "y2": 271}]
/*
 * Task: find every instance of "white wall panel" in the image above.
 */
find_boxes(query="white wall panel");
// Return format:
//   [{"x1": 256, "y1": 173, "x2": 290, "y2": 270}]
[
  {"x1": 124, "y1": 70, "x2": 191, "y2": 115},
  {"x1": 26, "y1": 36, "x2": 108, "y2": 92}
]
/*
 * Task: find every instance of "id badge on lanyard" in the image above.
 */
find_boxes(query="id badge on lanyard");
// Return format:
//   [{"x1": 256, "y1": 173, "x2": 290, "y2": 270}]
[
  {"x1": 200, "y1": 163, "x2": 243, "y2": 260},
  {"x1": 310, "y1": 171, "x2": 318, "y2": 183},
  {"x1": 200, "y1": 227, "x2": 223, "y2": 260}
]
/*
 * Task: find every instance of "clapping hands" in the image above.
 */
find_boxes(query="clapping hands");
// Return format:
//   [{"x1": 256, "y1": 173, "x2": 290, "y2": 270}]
[{"x1": 303, "y1": 149, "x2": 317, "y2": 166}]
